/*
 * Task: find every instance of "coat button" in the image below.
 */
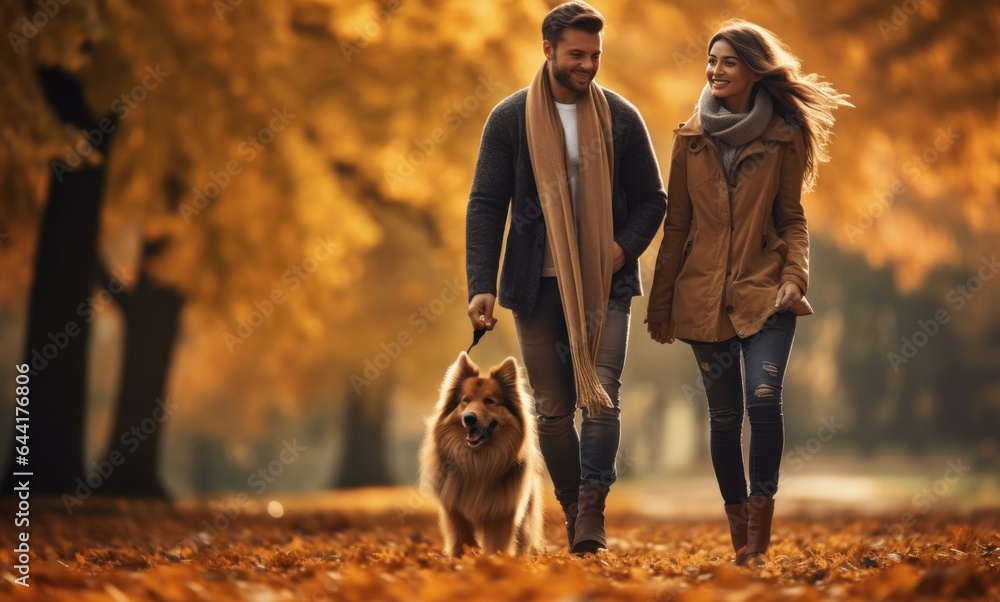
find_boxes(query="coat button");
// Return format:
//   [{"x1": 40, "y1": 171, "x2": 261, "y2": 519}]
[
  {"x1": 690, "y1": 142, "x2": 697, "y2": 150},
  {"x1": 726, "y1": 270, "x2": 732, "y2": 277},
  {"x1": 738, "y1": 329, "x2": 745, "y2": 336},
  {"x1": 790, "y1": 147, "x2": 797, "y2": 154},
  {"x1": 726, "y1": 305, "x2": 735, "y2": 314}
]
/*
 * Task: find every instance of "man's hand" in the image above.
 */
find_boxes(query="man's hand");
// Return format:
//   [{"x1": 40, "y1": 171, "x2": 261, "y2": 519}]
[
  {"x1": 613, "y1": 242, "x2": 626, "y2": 273},
  {"x1": 647, "y1": 322, "x2": 675, "y2": 344},
  {"x1": 774, "y1": 281, "x2": 803, "y2": 309},
  {"x1": 468, "y1": 293, "x2": 498, "y2": 331}
]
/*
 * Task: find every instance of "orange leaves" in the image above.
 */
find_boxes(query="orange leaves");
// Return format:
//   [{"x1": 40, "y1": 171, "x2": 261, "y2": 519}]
[{"x1": 1, "y1": 494, "x2": 998, "y2": 601}]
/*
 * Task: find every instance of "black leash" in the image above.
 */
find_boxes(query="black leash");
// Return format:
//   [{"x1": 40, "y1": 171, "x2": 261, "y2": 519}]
[{"x1": 466, "y1": 328, "x2": 488, "y2": 354}]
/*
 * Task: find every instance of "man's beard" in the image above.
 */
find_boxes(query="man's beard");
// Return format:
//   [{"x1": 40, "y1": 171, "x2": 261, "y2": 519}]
[{"x1": 551, "y1": 58, "x2": 593, "y2": 94}]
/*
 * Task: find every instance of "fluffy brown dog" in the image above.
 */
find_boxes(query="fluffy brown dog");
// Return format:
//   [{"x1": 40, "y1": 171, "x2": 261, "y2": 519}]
[{"x1": 419, "y1": 352, "x2": 544, "y2": 556}]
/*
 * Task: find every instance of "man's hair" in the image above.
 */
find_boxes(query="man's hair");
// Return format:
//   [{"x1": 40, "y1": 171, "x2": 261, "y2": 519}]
[{"x1": 541, "y1": 2, "x2": 605, "y2": 47}]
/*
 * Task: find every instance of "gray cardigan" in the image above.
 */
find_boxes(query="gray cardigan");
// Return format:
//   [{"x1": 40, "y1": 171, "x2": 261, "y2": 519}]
[{"x1": 466, "y1": 87, "x2": 667, "y2": 319}]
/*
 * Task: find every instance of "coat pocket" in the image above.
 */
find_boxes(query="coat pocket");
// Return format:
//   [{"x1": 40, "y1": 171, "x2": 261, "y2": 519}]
[
  {"x1": 681, "y1": 230, "x2": 696, "y2": 265},
  {"x1": 674, "y1": 230, "x2": 698, "y2": 283},
  {"x1": 761, "y1": 224, "x2": 787, "y2": 265}
]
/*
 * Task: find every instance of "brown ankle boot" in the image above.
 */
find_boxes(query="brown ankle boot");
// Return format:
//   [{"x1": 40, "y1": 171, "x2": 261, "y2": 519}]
[
  {"x1": 737, "y1": 495, "x2": 774, "y2": 566},
  {"x1": 571, "y1": 483, "x2": 609, "y2": 554},
  {"x1": 560, "y1": 499, "x2": 579, "y2": 550},
  {"x1": 724, "y1": 502, "x2": 749, "y2": 559}
]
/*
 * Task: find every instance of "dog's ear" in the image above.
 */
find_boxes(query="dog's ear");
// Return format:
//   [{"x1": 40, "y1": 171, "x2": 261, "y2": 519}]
[
  {"x1": 439, "y1": 352, "x2": 479, "y2": 414},
  {"x1": 453, "y1": 351, "x2": 479, "y2": 380},
  {"x1": 488, "y1": 356, "x2": 521, "y2": 399}
]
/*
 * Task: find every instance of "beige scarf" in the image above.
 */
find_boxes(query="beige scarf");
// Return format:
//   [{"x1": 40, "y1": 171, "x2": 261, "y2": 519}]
[{"x1": 526, "y1": 61, "x2": 615, "y2": 415}]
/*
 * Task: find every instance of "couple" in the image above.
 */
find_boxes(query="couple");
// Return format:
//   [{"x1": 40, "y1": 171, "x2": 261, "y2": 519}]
[{"x1": 465, "y1": 1, "x2": 848, "y2": 563}]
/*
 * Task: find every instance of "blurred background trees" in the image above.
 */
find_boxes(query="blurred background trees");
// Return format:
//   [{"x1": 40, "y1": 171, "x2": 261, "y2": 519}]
[{"x1": 0, "y1": 0, "x2": 997, "y2": 496}]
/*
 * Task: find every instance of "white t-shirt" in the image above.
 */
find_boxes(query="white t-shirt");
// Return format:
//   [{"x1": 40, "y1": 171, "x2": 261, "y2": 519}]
[
  {"x1": 542, "y1": 101, "x2": 582, "y2": 277},
  {"x1": 555, "y1": 101, "x2": 582, "y2": 204}
]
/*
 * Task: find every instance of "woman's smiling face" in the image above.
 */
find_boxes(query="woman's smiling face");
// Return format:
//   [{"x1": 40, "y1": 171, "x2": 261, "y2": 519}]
[{"x1": 706, "y1": 39, "x2": 761, "y2": 113}]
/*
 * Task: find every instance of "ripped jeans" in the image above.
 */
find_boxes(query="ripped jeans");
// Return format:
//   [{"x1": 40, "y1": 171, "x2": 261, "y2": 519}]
[
  {"x1": 687, "y1": 310, "x2": 796, "y2": 505},
  {"x1": 514, "y1": 278, "x2": 630, "y2": 507}
]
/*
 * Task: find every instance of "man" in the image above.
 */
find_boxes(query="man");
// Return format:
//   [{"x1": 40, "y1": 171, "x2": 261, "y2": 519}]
[{"x1": 465, "y1": 1, "x2": 666, "y2": 554}]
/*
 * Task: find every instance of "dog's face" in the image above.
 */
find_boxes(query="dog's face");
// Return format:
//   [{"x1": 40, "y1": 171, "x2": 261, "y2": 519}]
[
  {"x1": 456, "y1": 372, "x2": 511, "y2": 448},
  {"x1": 438, "y1": 352, "x2": 525, "y2": 450}
]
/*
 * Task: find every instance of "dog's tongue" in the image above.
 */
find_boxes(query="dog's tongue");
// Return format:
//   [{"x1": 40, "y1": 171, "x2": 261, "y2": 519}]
[{"x1": 467, "y1": 428, "x2": 483, "y2": 443}]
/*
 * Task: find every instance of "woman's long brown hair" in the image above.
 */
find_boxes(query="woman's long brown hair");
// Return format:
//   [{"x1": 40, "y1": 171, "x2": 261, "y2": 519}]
[{"x1": 710, "y1": 19, "x2": 853, "y2": 192}]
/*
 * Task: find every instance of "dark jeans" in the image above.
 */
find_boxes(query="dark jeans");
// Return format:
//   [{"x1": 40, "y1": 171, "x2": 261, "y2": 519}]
[
  {"x1": 687, "y1": 310, "x2": 796, "y2": 505},
  {"x1": 514, "y1": 278, "x2": 630, "y2": 506}
]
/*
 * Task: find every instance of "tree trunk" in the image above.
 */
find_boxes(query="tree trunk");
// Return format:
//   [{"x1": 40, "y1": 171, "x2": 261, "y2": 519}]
[
  {"x1": 99, "y1": 264, "x2": 184, "y2": 497},
  {"x1": 3, "y1": 67, "x2": 117, "y2": 495},
  {"x1": 334, "y1": 376, "x2": 394, "y2": 488}
]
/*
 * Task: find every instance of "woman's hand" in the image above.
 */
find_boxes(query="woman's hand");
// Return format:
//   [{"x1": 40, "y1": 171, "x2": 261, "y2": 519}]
[
  {"x1": 774, "y1": 281, "x2": 803, "y2": 309},
  {"x1": 647, "y1": 322, "x2": 676, "y2": 344}
]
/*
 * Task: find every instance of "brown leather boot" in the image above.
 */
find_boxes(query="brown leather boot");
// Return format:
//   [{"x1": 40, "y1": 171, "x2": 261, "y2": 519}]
[
  {"x1": 737, "y1": 495, "x2": 775, "y2": 566},
  {"x1": 560, "y1": 499, "x2": 579, "y2": 550},
  {"x1": 724, "y1": 502, "x2": 749, "y2": 559},
  {"x1": 571, "y1": 483, "x2": 609, "y2": 554}
]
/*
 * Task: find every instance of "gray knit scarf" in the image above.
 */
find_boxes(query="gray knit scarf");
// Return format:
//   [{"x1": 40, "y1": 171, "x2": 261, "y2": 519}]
[{"x1": 697, "y1": 84, "x2": 773, "y2": 182}]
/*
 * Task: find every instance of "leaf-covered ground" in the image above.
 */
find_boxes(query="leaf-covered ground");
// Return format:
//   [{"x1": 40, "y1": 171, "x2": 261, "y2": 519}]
[{"x1": 1, "y1": 488, "x2": 998, "y2": 601}]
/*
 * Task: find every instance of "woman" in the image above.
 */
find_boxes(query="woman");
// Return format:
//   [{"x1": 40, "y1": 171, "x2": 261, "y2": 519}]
[{"x1": 646, "y1": 19, "x2": 850, "y2": 566}]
